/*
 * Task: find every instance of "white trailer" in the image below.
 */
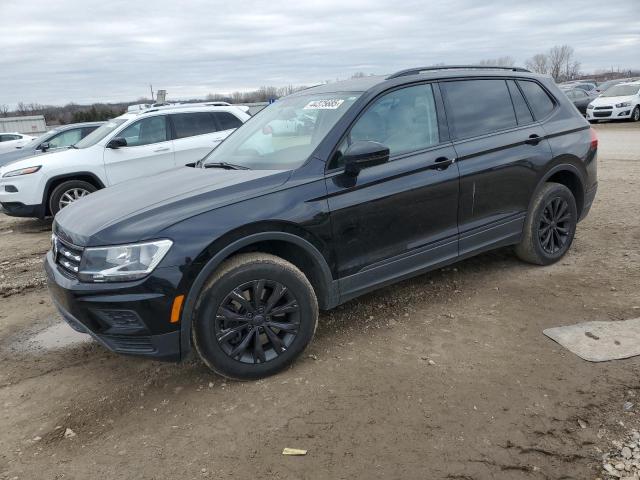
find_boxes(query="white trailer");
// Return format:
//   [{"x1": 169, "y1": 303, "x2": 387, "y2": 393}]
[{"x1": 0, "y1": 115, "x2": 47, "y2": 135}]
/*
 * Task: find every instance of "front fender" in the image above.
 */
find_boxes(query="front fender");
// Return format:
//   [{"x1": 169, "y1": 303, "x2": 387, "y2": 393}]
[{"x1": 178, "y1": 231, "x2": 337, "y2": 359}]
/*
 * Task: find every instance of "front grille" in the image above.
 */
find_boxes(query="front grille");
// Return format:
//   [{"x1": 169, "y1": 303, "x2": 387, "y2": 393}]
[
  {"x1": 53, "y1": 235, "x2": 83, "y2": 278},
  {"x1": 594, "y1": 106, "x2": 613, "y2": 110},
  {"x1": 593, "y1": 111, "x2": 612, "y2": 118}
]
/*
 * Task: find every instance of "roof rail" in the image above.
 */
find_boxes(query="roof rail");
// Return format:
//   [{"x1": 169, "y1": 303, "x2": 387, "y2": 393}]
[
  {"x1": 138, "y1": 103, "x2": 237, "y2": 114},
  {"x1": 387, "y1": 65, "x2": 530, "y2": 80}
]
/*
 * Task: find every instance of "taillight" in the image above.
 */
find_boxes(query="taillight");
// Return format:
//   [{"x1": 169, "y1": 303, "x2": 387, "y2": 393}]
[{"x1": 590, "y1": 127, "x2": 598, "y2": 149}]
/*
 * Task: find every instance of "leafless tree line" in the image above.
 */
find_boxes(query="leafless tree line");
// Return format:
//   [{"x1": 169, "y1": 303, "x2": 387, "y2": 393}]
[{"x1": 524, "y1": 45, "x2": 581, "y2": 82}]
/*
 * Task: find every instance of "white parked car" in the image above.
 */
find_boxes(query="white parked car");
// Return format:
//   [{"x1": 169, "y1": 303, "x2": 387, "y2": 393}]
[
  {"x1": 587, "y1": 81, "x2": 640, "y2": 122},
  {"x1": 0, "y1": 133, "x2": 34, "y2": 154},
  {"x1": 0, "y1": 105, "x2": 249, "y2": 218}
]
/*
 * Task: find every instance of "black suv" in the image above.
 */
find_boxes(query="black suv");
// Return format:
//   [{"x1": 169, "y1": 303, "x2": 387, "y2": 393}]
[{"x1": 46, "y1": 66, "x2": 598, "y2": 379}]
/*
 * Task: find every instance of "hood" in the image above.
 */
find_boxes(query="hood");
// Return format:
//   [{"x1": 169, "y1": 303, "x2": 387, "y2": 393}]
[
  {"x1": 0, "y1": 144, "x2": 39, "y2": 167},
  {"x1": 54, "y1": 166, "x2": 290, "y2": 246},
  {"x1": 591, "y1": 95, "x2": 635, "y2": 106},
  {"x1": 0, "y1": 146, "x2": 76, "y2": 172}
]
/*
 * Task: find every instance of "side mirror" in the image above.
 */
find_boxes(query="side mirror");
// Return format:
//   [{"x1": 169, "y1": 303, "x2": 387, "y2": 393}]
[
  {"x1": 106, "y1": 137, "x2": 127, "y2": 149},
  {"x1": 39, "y1": 142, "x2": 50, "y2": 152},
  {"x1": 343, "y1": 141, "x2": 390, "y2": 176}
]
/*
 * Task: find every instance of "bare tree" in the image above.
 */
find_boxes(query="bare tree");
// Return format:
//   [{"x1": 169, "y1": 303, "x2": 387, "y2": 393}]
[
  {"x1": 0, "y1": 104, "x2": 8, "y2": 117},
  {"x1": 525, "y1": 45, "x2": 581, "y2": 81},
  {"x1": 478, "y1": 56, "x2": 516, "y2": 67},
  {"x1": 525, "y1": 54, "x2": 549, "y2": 75}
]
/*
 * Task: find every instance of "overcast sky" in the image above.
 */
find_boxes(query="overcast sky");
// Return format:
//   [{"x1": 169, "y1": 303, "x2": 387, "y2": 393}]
[{"x1": 1, "y1": 0, "x2": 639, "y2": 107}]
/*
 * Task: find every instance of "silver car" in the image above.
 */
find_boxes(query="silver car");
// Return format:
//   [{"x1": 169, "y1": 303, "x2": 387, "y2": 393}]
[{"x1": 0, "y1": 122, "x2": 103, "y2": 167}]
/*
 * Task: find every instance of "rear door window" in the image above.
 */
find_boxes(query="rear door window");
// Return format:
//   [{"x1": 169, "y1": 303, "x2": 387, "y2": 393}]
[
  {"x1": 507, "y1": 80, "x2": 534, "y2": 125},
  {"x1": 81, "y1": 126, "x2": 99, "y2": 138},
  {"x1": 517, "y1": 80, "x2": 556, "y2": 120},
  {"x1": 172, "y1": 112, "x2": 218, "y2": 139},
  {"x1": 442, "y1": 79, "x2": 517, "y2": 139},
  {"x1": 212, "y1": 112, "x2": 243, "y2": 131}
]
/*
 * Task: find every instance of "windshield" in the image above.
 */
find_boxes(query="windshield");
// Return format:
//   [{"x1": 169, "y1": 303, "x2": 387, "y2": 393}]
[
  {"x1": 74, "y1": 119, "x2": 127, "y2": 148},
  {"x1": 202, "y1": 92, "x2": 361, "y2": 170},
  {"x1": 601, "y1": 85, "x2": 640, "y2": 97},
  {"x1": 28, "y1": 129, "x2": 59, "y2": 147}
]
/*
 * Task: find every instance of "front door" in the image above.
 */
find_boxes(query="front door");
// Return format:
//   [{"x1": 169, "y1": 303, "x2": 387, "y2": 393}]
[
  {"x1": 103, "y1": 115, "x2": 175, "y2": 185},
  {"x1": 325, "y1": 83, "x2": 459, "y2": 299}
]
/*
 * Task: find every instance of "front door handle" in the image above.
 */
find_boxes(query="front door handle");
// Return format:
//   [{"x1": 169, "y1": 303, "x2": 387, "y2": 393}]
[
  {"x1": 428, "y1": 157, "x2": 455, "y2": 171},
  {"x1": 524, "y1": 134, "x2": 541, "y2": 146},
  {"x1": 153, "y1": 147, "x2": 170, "y2": 152}
]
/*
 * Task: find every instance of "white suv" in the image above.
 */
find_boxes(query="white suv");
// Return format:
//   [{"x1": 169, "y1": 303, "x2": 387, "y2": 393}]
[
  {"x1": 587, "y1": 81, "x2": 640, "y2": 122},
  {"x1": 0, "y1": 105, "x2": 249, "y2": 218}
]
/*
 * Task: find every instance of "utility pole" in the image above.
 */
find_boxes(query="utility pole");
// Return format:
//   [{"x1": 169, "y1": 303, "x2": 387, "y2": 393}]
[{"x1": 150, "y1": 84, "x2": 154, "y2": 102}]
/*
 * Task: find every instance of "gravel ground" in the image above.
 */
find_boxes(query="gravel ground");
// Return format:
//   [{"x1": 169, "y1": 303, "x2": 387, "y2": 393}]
[{"x1": 0, "y1": 122, "x2": 639, "y2": 480}]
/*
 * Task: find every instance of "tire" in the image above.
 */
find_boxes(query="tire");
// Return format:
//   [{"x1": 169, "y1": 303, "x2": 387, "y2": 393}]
[
  {"x1": 192, "y1": 253, "x2": 318, "y2": 380},
  {"x1": 515, "y1": 182, "x2": 577, "y2": 266},
  {"x1": 48, "y1": 180, "x2": 97, "y2": 216},
  {"x1": 631, "y1": 106, "x2": 640, "y2": 122}
]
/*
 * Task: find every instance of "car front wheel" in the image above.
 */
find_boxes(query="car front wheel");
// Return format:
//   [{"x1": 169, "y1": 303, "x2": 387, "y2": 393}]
[
  {"x1": 631, "y1": 106, "x2": 640, "y2": 122},
  {"x1": 192, "y1": 253, "x2": 318, "y2": 380},
  {"x1": 48, "y1": 180, "x2": 97, "y2": 216},
  {"x1": 515, "y1": 182, "x2": 577, "y2": 265}
]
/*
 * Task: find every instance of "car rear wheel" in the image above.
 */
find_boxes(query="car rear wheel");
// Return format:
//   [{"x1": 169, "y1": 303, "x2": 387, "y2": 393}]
[
  {"x1": 631, "y1": 106, "x2": 640, "y2": 122},
  {"x1": 48, "y1": 180, "x2": 97, "y2": 216},
  {"x1": 192, "y1": 253, "x2": 318, "y2": 380},
  {"x1": 515, "y1": 182, "x2": 577, "y2": 266}
]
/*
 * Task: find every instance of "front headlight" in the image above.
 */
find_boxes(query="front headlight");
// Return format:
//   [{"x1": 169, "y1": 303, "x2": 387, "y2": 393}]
[
  {"x1": 78, "y1": 239, "x2": 173, "y2": 282},
  {"x1": 586, "y1": 104, "x2": 594, "y2": 109},
  {"x1": 615, "y1": 102, "x2": 631, "y2": 108},
  {"x1": 2, "y1": 165, "x2": 41, "y2": 177}
]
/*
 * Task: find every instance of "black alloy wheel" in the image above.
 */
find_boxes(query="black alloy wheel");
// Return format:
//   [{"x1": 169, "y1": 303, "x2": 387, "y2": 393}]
[
  {"x1": 537, "y1": 197, "x2": 571, "y2": 255},
  {"x1": 192, "y1": 253, "x2": 318, "y2": 380},
  {"x1": 515, "y1": 182, "x2": 577, "y2": 265},
  {"x1": 214, "y1": 279, "x2": 300, "y2": 364}
]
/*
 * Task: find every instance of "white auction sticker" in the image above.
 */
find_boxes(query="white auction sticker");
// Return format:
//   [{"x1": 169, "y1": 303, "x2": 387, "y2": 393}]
[{"x1": 303, "y1": 99, "x2": 345, "y2": 110}]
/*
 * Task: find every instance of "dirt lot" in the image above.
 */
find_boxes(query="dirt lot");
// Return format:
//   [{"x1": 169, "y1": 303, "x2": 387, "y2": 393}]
[{"x1": 1, "y1": 122, "x2": 639, "y2": 480}]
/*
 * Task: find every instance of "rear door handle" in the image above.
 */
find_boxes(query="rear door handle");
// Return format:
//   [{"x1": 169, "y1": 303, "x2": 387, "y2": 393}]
[
  {"x1": 428, "y1": 157, "x2": 455, "y2": 171},
  {"x1": 153, "y1": 147, "x2": 170, "y2": 152},
  {"x1": 524, "y1": 134, "x2": 541, "y2": 146}
]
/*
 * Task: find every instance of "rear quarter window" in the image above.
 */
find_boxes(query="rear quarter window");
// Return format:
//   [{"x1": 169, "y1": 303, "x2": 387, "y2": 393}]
[
  {"x1": 442, "y1": 79, "x2": 517, "y2": 139},
  {"x1": 517, "y1": 80, "x2": 556, "y2": 120}
]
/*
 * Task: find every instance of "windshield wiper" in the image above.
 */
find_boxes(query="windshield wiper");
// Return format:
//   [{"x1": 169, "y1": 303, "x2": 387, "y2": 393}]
[
  {"x1": 68, "y1": 145, "x2": 78, "y2": 149},
  {"x1": 203, "y1": 162, "x2": 250, "y2": 171}
]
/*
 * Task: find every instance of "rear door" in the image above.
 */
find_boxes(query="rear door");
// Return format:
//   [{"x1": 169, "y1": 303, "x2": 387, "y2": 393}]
[
  {"x1": 440, "y1": 78, "x2": 553, "y2": 255},
  {"x1": 325, "y1": 83, "x2": 459, "y2": 294},
  {"x1": 103, "y1": 115, "x2": 175, "y2": 185},
  {"x1": 169, "y1": 112, "x2": 221, "y2": 166}
]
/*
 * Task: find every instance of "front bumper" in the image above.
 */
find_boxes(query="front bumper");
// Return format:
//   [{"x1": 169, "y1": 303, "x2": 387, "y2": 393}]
[
  {"x1": 44, "y1": 251, "x2": 183, "y2": 361},
  {"x1": 587, "y1": 105, "x2": 633, "y2": 120},
  {"x1": 0, "y1": 201, "x2": 46, "y2": 218}
]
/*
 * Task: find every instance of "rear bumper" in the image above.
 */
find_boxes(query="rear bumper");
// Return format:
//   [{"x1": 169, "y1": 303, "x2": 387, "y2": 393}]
[
  {"x1": 44, "y1": 251, "x2": 182, "y2": 361},
  {"x1": 580, "y1": 182, "x2": 598, "y2": 222}
]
